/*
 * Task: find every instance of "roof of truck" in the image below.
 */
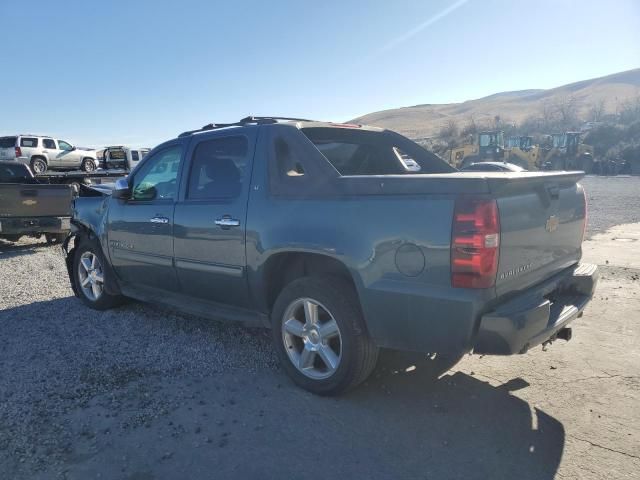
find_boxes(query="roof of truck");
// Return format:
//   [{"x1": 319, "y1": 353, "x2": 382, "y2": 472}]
[{"x1": 179, "y1": 116, "x2": 384, "y2": 138}]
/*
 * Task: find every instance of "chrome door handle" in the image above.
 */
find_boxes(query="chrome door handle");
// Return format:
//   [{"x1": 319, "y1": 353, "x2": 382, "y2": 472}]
[
  {"x1": 215, "y1": 216, "x2": 240, "y2": 228},
  {"x1": 149, "y1": 216, "x2": 169, "y2": 224}
]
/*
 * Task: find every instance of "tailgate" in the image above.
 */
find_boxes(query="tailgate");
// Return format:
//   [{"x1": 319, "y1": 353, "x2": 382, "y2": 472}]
[
  {"x1": 489, "y1": 171, "x2": 586, "y2": 297},
  {"x1": 0, "y1": 184, "x2": 73, "y2": 217}
]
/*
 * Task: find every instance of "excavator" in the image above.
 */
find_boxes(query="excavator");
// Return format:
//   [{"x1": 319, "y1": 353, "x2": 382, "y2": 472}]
[
  {"x1": 538, "y1": 132, "x2": 594, "y2": 171},
  {"x1": 449, "y1": 130, "x2": 505, "y2": 168}
]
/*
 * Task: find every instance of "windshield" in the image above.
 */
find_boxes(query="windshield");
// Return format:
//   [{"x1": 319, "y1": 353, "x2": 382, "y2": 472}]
[
  {"x1": 0, "y1": 163, "x2": 31, "y2": 182},
  {"x1": 552, "y1": 134, "x2": 566, "y2": 148},
  {"x1": 479, "y1": 132, "x2": 504, "y2": 148}
]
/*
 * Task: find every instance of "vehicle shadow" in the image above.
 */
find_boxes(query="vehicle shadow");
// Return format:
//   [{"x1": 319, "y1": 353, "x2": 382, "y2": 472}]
[
  {"x1": 338, "y1": 350, "x2": 564, "y2": 479},
  {"x1": 0, "y1": 238, "x2": 51, "y2": 258},
  {"x1": 0, "y1": 298, "x2": 564, "y2": 480}
]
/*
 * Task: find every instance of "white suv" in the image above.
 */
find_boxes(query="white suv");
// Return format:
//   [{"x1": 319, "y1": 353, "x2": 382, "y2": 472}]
[{"x1": 0, "y1": 135, "x2": 98, "y2": 174}]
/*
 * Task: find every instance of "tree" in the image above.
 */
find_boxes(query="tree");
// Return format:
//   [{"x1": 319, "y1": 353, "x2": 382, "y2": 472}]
[
  {"x1": 439, "y1": 119, "x2": 459, "y2": 139},
  {"x1": 588, "y1": 99, "x2": 606, "y2": 122},
  {"x1": 539, "y1": 100, "x2": 557, "y2": 131},
  {"x1": 461, "y1": 115, "x2": 478, "y2": 136},
  {"x1": 553, "y1": 95, "x2": 580, "y2": 130}
]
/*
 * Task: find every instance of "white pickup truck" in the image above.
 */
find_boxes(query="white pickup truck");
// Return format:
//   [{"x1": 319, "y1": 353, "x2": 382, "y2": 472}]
[{"x1": 98, "y1": 146, "x2": 150, "y2": 171}]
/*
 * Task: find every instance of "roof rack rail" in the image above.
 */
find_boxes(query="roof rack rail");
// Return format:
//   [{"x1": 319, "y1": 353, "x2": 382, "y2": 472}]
[{"x1": 178, "y1": 115, "x2": 316, "y2": 137}]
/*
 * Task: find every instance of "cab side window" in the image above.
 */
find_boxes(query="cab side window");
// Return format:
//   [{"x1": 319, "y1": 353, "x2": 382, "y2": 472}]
[
  {"x1": 42, "y1": 139, "x2": 56, "y2": 149},
  {"x1": 57, "y1": 140, "x2": 73, "y2": 151},
  {"x1": 187, "y1": 136, "x2": 248, "y2": 200},
  {"x1": 131, "y1": 145, "x2": 182, "y2": 201},
  {"x1": 20, "y1": 137, "x2": 38, "y2": 148}
]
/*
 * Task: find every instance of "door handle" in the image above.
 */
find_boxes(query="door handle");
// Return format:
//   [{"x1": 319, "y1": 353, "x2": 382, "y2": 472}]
[
  {"x1": 215, "y1": 215, "x2": 240, "y2": 228},
  {"x1": 149, "y1": 216, "x2": 169, "y2": 224}
]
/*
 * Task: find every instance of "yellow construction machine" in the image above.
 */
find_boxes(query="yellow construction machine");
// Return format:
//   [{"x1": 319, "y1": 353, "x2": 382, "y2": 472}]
[
  {"x1": 449, "y1": 130, "x2": 505, "y2": 168},
  {"x1": 539, "y1": 132, "x2": 594, "y2": 171},
  {"x1": 504, "y1": 136, "x2": 540, "y2": 170}
]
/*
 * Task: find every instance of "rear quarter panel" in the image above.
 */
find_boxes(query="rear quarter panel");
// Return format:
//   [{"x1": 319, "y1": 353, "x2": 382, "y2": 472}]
[{"x1": 245, "y1": 148, "x2": 490, "y2": 353}]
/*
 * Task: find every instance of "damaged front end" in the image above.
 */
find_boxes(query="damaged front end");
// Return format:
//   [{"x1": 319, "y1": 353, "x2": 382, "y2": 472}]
[{"x1": 62, "y1": 184, "x2": 119, "y2": 298}]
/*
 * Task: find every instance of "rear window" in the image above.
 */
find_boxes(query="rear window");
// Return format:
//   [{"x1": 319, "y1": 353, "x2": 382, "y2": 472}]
[
  {"x1": 108, "y1": 148, "x2": 126, "y2": 160},
  {"x1": 0, "y1": 163, "x2": 30, "y2": 182},
  {"x1": 0, "y1": 137, "x2": 17, "y2": 148},
  {"x1": 20, "y1": 137, "x2": 38, "y2": 148},
  {"x1": 301, "y1": 127, "x2": 452, "y2": 175},
  {"x1": 131, "y1": 150, "x2": 140, "y2": 161}
]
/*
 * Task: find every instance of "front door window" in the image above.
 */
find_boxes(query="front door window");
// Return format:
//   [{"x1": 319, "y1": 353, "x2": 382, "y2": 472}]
[{"x1": 130, "y1": 145, "x2": 182, "y2": 201}]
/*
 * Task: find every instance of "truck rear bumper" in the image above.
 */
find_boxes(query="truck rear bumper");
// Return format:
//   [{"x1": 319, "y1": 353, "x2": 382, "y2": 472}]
[
  {"x1": 0, "y1": 216, "x2": 71, "y2": 235},
  {"x1": 474, "y1": 263, "x2": 598, "y2": 354}
]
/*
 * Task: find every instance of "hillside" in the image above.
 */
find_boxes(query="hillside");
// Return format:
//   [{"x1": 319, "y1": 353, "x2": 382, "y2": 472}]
[{"x1": 351, "y1": 69, "x2": 640, "y2": 139}]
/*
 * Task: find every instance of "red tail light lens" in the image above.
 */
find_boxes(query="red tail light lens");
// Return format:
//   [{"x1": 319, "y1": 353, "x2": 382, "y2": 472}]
[
  {"x1": 451, "y1": 198, "x2": 500, "y2": 288},
  {"x1": 15, "y1": 146, "x2": 22, "y2": 157}
]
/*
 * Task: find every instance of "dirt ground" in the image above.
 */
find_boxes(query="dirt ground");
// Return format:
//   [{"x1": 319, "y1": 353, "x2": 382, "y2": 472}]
[{"x1": 0, "y1": 179, "x2": 639, "y2": 479}]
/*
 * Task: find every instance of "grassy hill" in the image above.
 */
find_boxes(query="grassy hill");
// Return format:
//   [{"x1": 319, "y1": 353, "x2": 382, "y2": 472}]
[{"x1": 351, "y1": 69, "x2": 640, "y2": 139}]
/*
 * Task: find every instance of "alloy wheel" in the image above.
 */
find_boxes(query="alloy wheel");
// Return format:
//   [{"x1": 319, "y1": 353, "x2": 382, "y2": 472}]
[
  {"x1": 77, "y1": 251, "x2": 104, "y2": 301},
  {"x1": 281, "y1": 298, "x2": 342, "y2": 380}
]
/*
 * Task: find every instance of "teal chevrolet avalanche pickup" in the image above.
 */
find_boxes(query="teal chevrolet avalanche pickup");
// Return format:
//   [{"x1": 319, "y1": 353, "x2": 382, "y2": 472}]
[{"x1": 63, "y1": 116, "x2": 598, "y2": 395}]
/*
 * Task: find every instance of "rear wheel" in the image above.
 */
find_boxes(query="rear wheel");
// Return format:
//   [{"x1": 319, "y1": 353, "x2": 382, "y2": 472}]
[
  {"x1": 73, "y1": 241, "x2": 123, "y2": 310},
  {"x1": 81, "y1": 158, "x2": 96, "y2": 173},
  {"x1": 30, "y1": 157, "x2": 47, "y2": 175},
  {"x1": 271, "y1": 276, "x2": 379, "y2": 395}
]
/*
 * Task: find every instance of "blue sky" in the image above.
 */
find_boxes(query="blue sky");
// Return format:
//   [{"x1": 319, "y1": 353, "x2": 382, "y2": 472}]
[{"x1": 1, "y1": 0, "x2": 638, "y2": 147}]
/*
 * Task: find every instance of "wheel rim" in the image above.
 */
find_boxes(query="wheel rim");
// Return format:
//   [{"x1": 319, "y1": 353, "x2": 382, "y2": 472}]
[
  {"x1": 84, "y1": 160, "x2": 95, "y2": 172},
  {"x1": 77, "y1": 251, "x2": 104, "y2": 301},
  {"x1": 33, "y1": 161, "x2": 45, "y2": 174},
  {"x1": 281, "y1": 298, "x2": 342, "y2": 380}
]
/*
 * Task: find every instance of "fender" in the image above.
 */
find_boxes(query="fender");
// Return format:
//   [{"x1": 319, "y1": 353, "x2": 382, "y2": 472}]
[{"x1": 63, "y1": 190, "x2": 122, "y2": 296}]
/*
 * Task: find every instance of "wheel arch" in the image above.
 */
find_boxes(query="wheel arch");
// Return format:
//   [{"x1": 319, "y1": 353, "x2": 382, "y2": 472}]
[
  {"x1": 30, "y1": 154, "x2": 48, "y2": 165},
  {"x1": 259, "y1": 251, "x2": 363, "y2": 316},
  {"x1": 65, "y1": 223, "x2": 121, "y2": 297}
]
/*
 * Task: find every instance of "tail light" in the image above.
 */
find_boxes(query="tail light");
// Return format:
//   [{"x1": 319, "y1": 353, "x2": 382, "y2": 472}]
[
  {"x1": 451, "y1": 198, "x2": 500, "y2": 288},
  {"x1": 15, "y1": 146, "x2": 22, "y2": 158}
]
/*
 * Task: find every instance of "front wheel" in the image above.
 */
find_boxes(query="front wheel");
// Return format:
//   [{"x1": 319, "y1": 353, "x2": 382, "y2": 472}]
[
  {"x1": 271, "y1": 276, "x2": 379, "y2": 395},
  {"x1": 81, "y1": 158, "x2": 97, "y2": 173},
  {"x1": 73, "y1": 241, "x2": 123, "y2": 310}
]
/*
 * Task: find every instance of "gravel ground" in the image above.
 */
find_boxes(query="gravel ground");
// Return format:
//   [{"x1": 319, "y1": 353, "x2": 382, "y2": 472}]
[
  {"x1": 0, "y1": 176, "x2": 639, "y2": 479},
  {"x1": 581, "y1": 176, "x2": 640, "y2": 237}
]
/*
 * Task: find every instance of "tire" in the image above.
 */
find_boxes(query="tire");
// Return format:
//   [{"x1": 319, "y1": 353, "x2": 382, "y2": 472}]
[
  {"x1": 271, "y1": 276, "x2": 379, "y2": 395},
  {"x1": 45, "y1": 233, "x2": 67, "y2": 244},
  {"x1": 73, "y1": 240, "x2": 123, "y2": 310},
  {"x1": 81, "y1": 158, "x2": 96, "y2": 173},
  {"x1": 30, "y1": 157, "x2": 47, "y2": 175}
]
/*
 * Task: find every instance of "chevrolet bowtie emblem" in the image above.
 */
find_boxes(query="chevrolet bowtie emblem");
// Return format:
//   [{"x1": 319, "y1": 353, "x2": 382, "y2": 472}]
[
  {"x1": 545, "y1": 215, "x2": 559, "y2": 232},
  {"x1": 22, "y1": 199, "x2": 37, "y2": 206}
]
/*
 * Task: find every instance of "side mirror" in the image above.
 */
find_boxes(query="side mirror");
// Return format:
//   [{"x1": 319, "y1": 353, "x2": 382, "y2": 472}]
[
  {"x1": 112, "y1": 177, "x2": 131, "y2": 199},
  {"x1": 71, "y1": 146, "x2": 77, "y2": 151}
]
